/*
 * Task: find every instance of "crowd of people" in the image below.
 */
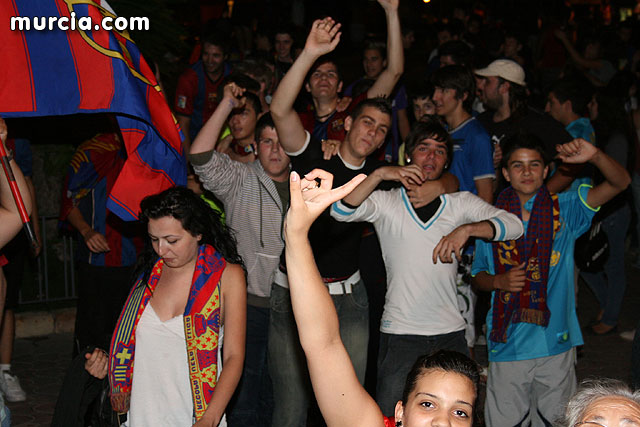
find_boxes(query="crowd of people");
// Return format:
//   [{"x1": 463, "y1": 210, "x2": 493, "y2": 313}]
[{"x1": 3, "y1": 0, "x2": 640, "y2": 426}]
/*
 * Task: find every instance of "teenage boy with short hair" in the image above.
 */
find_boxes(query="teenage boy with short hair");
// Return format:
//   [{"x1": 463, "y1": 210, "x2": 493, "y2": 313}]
[{"x1": 471, "y1": 133, "x2": 631, "y2": 426}]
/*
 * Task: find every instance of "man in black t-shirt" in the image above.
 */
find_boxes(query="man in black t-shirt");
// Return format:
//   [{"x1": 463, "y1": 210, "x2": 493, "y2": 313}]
[
  {"x1": 474, "y1": 59, "x2": 575, "y2": 193},
  {"x1": 268, "y1": 12, "x2": 458, "y2": 426}
]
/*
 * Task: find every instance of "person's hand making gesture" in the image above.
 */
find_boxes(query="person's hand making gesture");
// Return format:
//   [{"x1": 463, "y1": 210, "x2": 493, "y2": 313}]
[{"x1": 285, "y1": 169, "x2": 365, "y2": 238}]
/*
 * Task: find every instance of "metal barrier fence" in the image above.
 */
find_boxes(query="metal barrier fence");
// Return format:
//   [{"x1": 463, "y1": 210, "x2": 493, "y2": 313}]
[{"x1": 18, "y1": 215, "x2": 77, "y2": 305}]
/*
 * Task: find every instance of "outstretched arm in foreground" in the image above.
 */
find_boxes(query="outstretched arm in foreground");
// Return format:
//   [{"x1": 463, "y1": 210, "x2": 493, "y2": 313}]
[
  {"x1": 284, "y1": 169, "x2": 384, "y2": 427},
  {"x1": 0, "y1": 118, "x2": 33, "y2": 249}
]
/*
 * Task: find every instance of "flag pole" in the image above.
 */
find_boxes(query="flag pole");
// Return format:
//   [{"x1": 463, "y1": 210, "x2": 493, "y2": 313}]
[{"x1": 0, "y1": 142, "x2": 37, "y2": 252}]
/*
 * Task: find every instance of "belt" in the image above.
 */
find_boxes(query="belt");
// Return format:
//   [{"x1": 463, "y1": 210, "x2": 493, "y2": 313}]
[{"x1": 274, "y1": 269, "x2": 360, "y2": 295}]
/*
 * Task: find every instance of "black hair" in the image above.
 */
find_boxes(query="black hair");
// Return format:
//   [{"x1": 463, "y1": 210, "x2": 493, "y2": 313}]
[
  {"x1": 438, "y1": 40, "x2": 472, "y2": 66},
  {"x1": 401, "y1": 350, "x2": 480, "y2": 412},
  {"x1": 274, "y1": 22, "x2": 296, "y2": 40},
  {"x1": 134, "y1": 187, "x2": 244, "y2": 284},
  {"x1": 404, "y1": 117, "x2": 453, "y2": 167},
  {"x1": 234, "y1": 59, "x2": 275, "y2": 92},
  {"x1": 431, "y1": 65, "x2": 476, "y2": 113},
  {"x1": 255, "y1": 112, "x2": 276, "y2": 142},
  {"x1": 306, "y1": 54, "x2": 341, "y2": 85},
  {"x1": 409, "y1": 81, "x2": 435, "y2": 102},
  {"x1": 496, "y1": 76, "x2": 528, "y2": 119},
  {"x1": 201, "y1": 30, "x2": 230, "y2": 55},
  {"x1": 351, "y1": 78, "x2": 375, "y2": 99},
  {"x1": 349, "y1": 96, "x2": 392, "y2": 121},
  {"x1": 501, "y1": 131, "x2": 550, "y2": 168},
  {"x1": 549, "y1": 78, "x2": 594, "y2": 117}
]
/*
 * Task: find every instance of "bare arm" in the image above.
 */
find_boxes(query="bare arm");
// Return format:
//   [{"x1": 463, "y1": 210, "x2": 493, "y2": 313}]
[
  {"x1": 0, "y1": 119, "x2": 33, "y2": 249},
  {"x1": 554, "y1": 30, "x2": 604, "y2": 70},
  {"x1": 342, "y1": 165, "x2": 425, "y2": 207},
  {"x1": 197, "y1": 263, "x2": 246, "y2": 426},
  {"x1": 270, "y1": 18, "x2": 342, "y2": 152},
  {"x1": 472, "y1": 268, "x2": 526, "y2": 293},
  {"x1": 284, "y1": 169, "x2": 383, "y2": 427},
  {"x1": 67, "y1": 206, "x2": 110, "y2": 253},
  {"x1": 191, "y1": 83, "x2": 245, "y2": 156},
  {"x1": 367, "y1": 0, "x2": 403, "y2": 98},
  {"x1": 475, "y1": 177, "x2": 494, "y2": 204},
  {"x1": 555, "y1": 139, "x2": 631, "y2": 208}
]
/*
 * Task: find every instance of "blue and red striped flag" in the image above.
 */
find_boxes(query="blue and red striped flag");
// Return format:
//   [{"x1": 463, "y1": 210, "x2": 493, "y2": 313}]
[{"x1": 0, "y1": 0, "x2": 186, "y2": 220}]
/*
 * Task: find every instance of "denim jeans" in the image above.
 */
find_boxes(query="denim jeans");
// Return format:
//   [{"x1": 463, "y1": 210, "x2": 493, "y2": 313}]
[
  {"x1": 580, "y1": 205, "x2": 630, "y2": 326},
  {"x1": 226, "y1": 304, "x2": 273, "y2": 427},
  {"x1": 375, "y1": 330, "x2": 468, "y2": 416},
  {"x1": 268, "y1": 281, "x2": 369, "y2": 426}
]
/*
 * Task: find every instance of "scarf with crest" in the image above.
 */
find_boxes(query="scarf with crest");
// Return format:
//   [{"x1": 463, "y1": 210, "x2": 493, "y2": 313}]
[
  {"x1": 108, "y1": 244, "x2": 225, "y2": 420},
  {"x1": 490, "y1": 186, "x2": 560, "y2": 343}
]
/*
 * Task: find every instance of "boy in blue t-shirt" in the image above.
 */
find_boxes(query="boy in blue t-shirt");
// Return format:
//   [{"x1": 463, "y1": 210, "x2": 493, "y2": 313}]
[{"x1": 471, "y1": 133, "x2": 630, "y2": 426}]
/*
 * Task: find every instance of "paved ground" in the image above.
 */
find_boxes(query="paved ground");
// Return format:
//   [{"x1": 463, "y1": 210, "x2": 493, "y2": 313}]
[{"x1": 6, "y1": 256, "x2": 640, "y2": 426}]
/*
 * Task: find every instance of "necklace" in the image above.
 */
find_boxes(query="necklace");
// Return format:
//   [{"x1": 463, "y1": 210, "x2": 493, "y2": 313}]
[{"x1": 315, "y1": 109, "x2": 336, "y2": 120}]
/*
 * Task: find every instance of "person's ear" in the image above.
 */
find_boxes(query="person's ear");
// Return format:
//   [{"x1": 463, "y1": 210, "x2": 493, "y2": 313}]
[
  {"x1": 197, "y1": 234, "x2": 202, "y2": 242},
  {"x1": 305, "y1": 82, "x2": 311, "y2": 93},
  {"x1": 502, "y1": 167, "x2": 511, "y2": 183},
  {"x1": 344, "y1": 116, "x2": 353, "y2": 132},
  {"x1": 337, "y1": 80, "x2": 343, "y2": 93},
  {"x1": 543, "y1": 164, "x2": 549, "y2": 180},
  {"x1": 394, "y1": 401, "x2": 404, "y2": 425}
]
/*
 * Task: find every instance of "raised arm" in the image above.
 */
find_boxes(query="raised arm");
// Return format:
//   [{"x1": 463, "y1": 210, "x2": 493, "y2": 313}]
[
  {"x1": 556, "y1": 138, "x2": 631, "y2": 208},
  {"x1": 284, "y1": 169, "x2": 383, "y2": 427},
  {"x1": 0, "y1": 118, "x2": 33, "y2": 249},
  {"x1": 270, "y1": 18, "x2": 342, "y2": 152},
  {"x1": 190, "y1": 83, "x2": 245, "y2": 155},
  {"x1": 367, "y1": 0, "x2": 404, "y2": 98},
  {"x1": 342, "y1": 164, "x2": 425, "y2": 207},
  {"x1": 197, "y1": 263, "x2": 246, "y2": 427}
]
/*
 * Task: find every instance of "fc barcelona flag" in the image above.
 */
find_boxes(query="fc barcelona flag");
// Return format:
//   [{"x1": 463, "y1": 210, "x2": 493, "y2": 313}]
[{"x1": 0, "y1": 0, "x2": 186, "y2": 220}]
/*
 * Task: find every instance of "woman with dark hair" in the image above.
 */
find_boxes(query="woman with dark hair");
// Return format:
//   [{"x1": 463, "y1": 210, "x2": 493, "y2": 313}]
[
  {"x1": 580, "y1": 87, "x2": 633, "y2": 335},
  {"x1": 283, "y1": 168, "x2": 480, "y2": 426},
  {"x1": 85, "y1": 186, "x2": 246, "y2": 427}
]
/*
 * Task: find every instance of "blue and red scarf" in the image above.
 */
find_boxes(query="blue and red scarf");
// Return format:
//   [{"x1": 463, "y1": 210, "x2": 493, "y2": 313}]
[
  {"x1": 108, "y1": 244, "x2": 226, "y2": 420},
  {"x1": 490, "y1": 186, "x2": 560, "y2": 343}
]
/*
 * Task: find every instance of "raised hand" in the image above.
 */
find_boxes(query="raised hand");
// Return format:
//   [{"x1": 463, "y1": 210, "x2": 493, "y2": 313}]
[
  {"x1": 377, "y1": 0, "x2": 399, "y2": 12},
  {"x1": 556, "y1": 138, "x2": 599, "y2": 164},
  {"x1": 222, "y1": 82, "x2": 247, "y2": 110},
  {"x1": 285, "y1": 169, "x2": 365, "y2": 236},
  {"x1": 304, "y1": 17, "x2": 342, "y2": 58}
]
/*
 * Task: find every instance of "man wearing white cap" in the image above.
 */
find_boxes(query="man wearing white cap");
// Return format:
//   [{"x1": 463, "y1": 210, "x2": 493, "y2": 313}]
[{"x1": 475, "y1": 59, "x2": 575, "y2": 193}]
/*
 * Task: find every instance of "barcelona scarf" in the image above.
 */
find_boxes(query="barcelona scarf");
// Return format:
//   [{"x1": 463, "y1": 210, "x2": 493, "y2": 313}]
[
  {"x1": 490, "y1": 186, "x2": 560, "y2": 343},
  {"x1": 108, "y1": 244, "x2": 225, "y2": 420}
]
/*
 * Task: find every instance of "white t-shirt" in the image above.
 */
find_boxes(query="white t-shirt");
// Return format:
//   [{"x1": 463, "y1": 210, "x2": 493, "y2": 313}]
[{"x1": 331, "y1": 189, "x2": 523, "y2": 336}]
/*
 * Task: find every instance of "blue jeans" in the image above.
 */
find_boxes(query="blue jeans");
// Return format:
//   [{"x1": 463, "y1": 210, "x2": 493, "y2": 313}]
[
  {"x1": 580, "y1": 205, "x2": 630, "y2": 326},
  {"x1": 226, "y1": 304, "x2": 273, "y2": 427},
  {"x1": 376, "y1": 330, "x2": 469, "y2": 416},
  {"x1": 268, "y1": 281, "x2": 369, "y2": 426}
]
